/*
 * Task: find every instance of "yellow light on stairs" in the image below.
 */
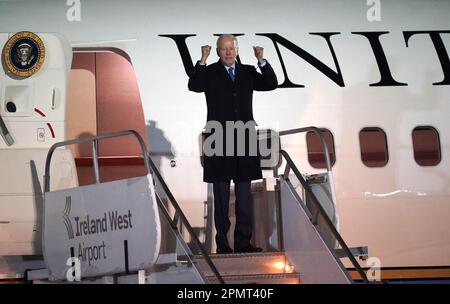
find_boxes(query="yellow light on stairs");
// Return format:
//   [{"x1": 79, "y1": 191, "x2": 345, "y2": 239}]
[{"x1": 273, "y1": 261, "x2": 294, "y2": 273}]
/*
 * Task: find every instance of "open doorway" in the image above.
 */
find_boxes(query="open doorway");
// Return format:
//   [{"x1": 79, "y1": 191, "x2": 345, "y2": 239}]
[{"x1": 67, "y1": 48, "x2": 148, "y2": 185}]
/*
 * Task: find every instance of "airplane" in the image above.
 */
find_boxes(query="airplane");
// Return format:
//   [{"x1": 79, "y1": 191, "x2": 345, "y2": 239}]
[{"x1": 0, "y1": 0, "x2": 449, "y2": 283}]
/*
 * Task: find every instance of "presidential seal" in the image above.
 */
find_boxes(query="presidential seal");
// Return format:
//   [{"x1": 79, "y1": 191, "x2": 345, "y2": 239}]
[{"x1": 3, "y1": 31, "x2": 45, "y2": 78}]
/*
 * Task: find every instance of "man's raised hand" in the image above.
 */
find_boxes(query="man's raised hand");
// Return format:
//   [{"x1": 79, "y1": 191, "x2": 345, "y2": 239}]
[
  {"x1": 253, "y1": 46, "x2": 264, "y2": 64},
  {"x1": 200, "y1": 45, "x2": 212, "y2": 64}
]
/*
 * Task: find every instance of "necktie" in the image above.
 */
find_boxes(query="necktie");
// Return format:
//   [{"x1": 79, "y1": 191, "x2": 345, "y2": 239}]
[{"x1": 228, "y1": 67, "x2": 235, "y2": 81}]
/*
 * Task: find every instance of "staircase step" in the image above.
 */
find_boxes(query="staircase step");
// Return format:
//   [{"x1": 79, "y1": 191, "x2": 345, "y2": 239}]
[
  {"x1": 195, "y1": 252, "x2": 294, "y2": 277},
  {"x1": 206, "y1": 273, "x2": 302, "y2": 284}
]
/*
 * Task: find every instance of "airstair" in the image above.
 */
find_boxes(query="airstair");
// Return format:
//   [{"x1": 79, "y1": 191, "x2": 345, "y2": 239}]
[
  {"x1": 139, "y1": 127, "x2": 370, "y2": 284},
  {"x1": 1, "y1": 128, "x2": 369, "y2": 284}
]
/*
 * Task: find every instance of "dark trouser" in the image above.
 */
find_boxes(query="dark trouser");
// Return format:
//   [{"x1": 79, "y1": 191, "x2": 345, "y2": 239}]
[{"x1": 213, "y1": 181, "x2": 252, "y2": 251}]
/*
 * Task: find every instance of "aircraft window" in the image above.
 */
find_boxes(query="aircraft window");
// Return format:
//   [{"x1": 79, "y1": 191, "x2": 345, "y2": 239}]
[
  {"x1": 412, "y1": 126, "x2": 441, "y2": 166},
  {"x1": 359, "y1": 128, "x2": 388, "y2": 167},
  {"x1": 306, "y1": 129, "x2": 335, "y2": 169}
]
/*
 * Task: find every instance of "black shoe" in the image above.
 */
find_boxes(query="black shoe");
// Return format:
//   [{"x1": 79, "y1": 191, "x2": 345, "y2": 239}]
[
  {"x1": 216, "y1": 246, "x2": 233, "y2": 254},
  {"x1": 234, "y1": 244, "x2": 262, "y2": 253}
]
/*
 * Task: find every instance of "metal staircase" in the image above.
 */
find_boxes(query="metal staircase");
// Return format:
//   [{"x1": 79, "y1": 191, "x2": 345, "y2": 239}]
[
  {"x1": 3, "y1": 128, "x2": 369, "y2": 284},
  {"x1": 146, "y1": 127, "x2": 369, "y2": 284}
]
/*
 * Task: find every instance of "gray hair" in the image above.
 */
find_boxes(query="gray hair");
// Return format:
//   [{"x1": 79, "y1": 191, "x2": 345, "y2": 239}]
[{"x1": 216, "y1": 34, "x2": 238, "y2": 48}]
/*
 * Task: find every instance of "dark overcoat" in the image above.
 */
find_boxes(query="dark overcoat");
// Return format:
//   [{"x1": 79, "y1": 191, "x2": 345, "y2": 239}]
[{"x1": 188, "y1": 60, "x2": 278, "y2": 182}]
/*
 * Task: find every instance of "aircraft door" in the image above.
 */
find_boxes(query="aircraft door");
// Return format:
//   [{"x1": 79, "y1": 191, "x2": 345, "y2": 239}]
[{"x1": 0, "y1": 32, "x2": 78, "y2": 255}]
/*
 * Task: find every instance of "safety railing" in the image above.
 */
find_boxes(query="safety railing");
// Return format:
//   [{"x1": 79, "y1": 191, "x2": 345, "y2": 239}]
[
  {"x1": 44, "y1": 130, "x2": 224, "y2": 284},
  {"x1": 146, "y1": 152, "x2": 225, "y2": 284},
  {"x1": 279, "y1": 127, "x2": 333, "y2": 172},
  {"x1": 44, "y1": 130, "x2": 149, "y2": 191},
  {"x1": 279, "y1": 149, "x2": 369, "y2": 283},
  {"x1": 278, "y1": 127, "x2": 338, "y2": 209}
]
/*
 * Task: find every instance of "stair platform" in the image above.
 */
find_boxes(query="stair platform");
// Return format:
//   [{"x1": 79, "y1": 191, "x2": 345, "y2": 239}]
[{"x1": 195, "y1": 251, "x2": 301, "y2": 284}]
